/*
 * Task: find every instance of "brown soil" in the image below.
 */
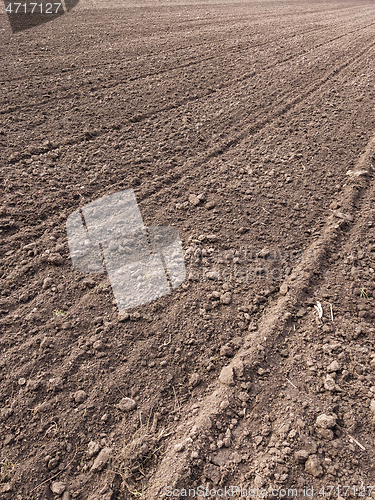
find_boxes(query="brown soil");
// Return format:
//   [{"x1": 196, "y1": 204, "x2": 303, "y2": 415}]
[{"x1": 1, "y1": 0, "x2": 375, "y2": 498}]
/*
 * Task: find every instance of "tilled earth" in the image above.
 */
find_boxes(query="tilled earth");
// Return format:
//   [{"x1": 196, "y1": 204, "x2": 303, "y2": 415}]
[{"x1": 1, "y1": 0, "x2": 375, "y2": 498}]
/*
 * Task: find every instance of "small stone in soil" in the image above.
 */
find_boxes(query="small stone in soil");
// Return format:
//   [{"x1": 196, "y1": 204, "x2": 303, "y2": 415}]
[
  {"x1": 51, "y1": 482, "x2": 66, "y2": 495},
  {"x1": 294, "y1": 449, "x2": 310, "y2": 463},
  {"x1": 304, "y1": 454, "x2": 323, "y2": 477},
  {"x1": 316, "y1": 414, "x2": 336, "y2": 429},
  {"x1": 48, "y1": 253, "x2": 64, "y2": 266},
  {"x1": 189, "y1": 373, "x2": 201, "y2": 387},
  {"x1": 117, "y1": 397, "x2": 136, "y2": 412},
  {"x1": 220, "y1": 345, "x2": 233, "y2": 357},
  {"x1": 118, "y1": 311, "x2": 130, "y2": 322},
  {"x1": 189, "y1": 194, "x2": 201, "y2": 206},
  {"x1": 220, "y1": 292, "x2": 232, "y2": 304},
  {"x1": 175, "y1": 442, "x2": 185, "y2": 452},
  {"x1": 90, "y1": 447, "x2": 112, "y2": 472},
  {"x1": 73, "y1": 390, "x2": 87, "y2": 404},
  {"x1": 219, "y1": 366, "x2": 235, "y2": 386},
  {"x1": 87, "y1": 441, "x2": 101, "y2": 457}
]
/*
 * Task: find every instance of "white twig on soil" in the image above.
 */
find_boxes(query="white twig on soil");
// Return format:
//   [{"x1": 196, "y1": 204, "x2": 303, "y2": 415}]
[
  {"x1": 330, "y1": 303, "x2": 334, "y2": 322},
  {"x1": 159, "y1": 333, "x2": 172, "y2": 348},
  {"x1": 314, "y1": 301, "x2": 323, "y2": 318},
  {"x1": 348, "y1": 434, "x2": 366, "y2": 451},
  {"x1": 314, "y1": 300, "x2": 323, "y2": 327},
  {"x1": 287, "y1": 378, "x2": 297, "y2": 389}
]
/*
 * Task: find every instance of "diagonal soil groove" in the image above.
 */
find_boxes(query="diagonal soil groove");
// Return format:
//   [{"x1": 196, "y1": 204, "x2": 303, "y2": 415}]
[
  {"x1": 140, "y1": 135, "x2": 375, "y2": 498},
  {"x1": 1, "y1": 2, "x2": 375, "y2": 498}
]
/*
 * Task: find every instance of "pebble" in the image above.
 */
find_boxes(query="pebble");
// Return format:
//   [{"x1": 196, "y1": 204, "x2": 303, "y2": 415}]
[
  {"x1": 175, "y1": 442, "x2": 185, "y2": 452},
  {"x1": 51, "y1": 482, "x2": 66, "y2": 495},
  {"x1": 248, "y1": 321, "x2": 258, "y2": 331},
  {"x1": 42, "y1": 277, "x2": 53, "y2": 289},
  {"x1": 23, "y1": 242, "x2": 36, "y2": 251},
  {"x1": 188, "y1": 194, "x2": 201, "y2": 206},
  {"x1": 327, "y1": 360, "x2": 340, "y2": 372},
  {"x1": 220, "y1": 345, "x2": 233, "y2": 357},
  {"x1": 87, "y1": 441, "x2": 101, "y2": 457},
  {"x1": 316, "y1": 427, "x2": 334, "y2": 440},
  {"x1": 90, "y1": 447, "x2": 112, "y2": 473},
  {"x1": 188, "y1": 271, "x2": 200, "y2": 281},
  {"x1": 48, "y1": 457, "x2": 59, "y2": 469},
  {"x1": 220, "y1": 292, "x2": 232, "y2": 304},
  {"x1": 279, "y1": 283, "x2": 289, "y2": 295},
  {"x1": 48, "y1": 253, "x2": 64, "y2": 266},
  {"x1": 48, "y1": 377, "x2": 63, "y2": 391},
  {"x1": 254, "y1": 475, "x2": 265, "y2": 488},
  {"x1": 316, "y1": 414, "x2": 336, "y2": 429},
  {"x1": 18, "y1": 377, "x2": 26, "y2": 386},
  {"x1": 82, "y1": 278, "x2": 96, "y2": 288},
  {"x1": 204, "y1": 463, "x2": 221, "y2": 485},
  {"x1": 206, "y1": 270, "x2": 220, "y2": 280},
  {"x1": 0, "y1": 408, "x2": 13, "y2": 421},
  {"x1": 73, "y1": 390, "x2": 87, "y2": 404},
  {"x1": 324, "y1": 375, "x2": 336, "y2": 391},
  {"x1": 219, "y1": 366, "x2": 235, "y2": 386},
  {"x1": 238, "y1": 392, "x2": 250, "y2": 402},
  {"x1": 232, "y1": 358, "x2": 244, "y2": 377},
  {"x1": 189, "y1": 373, "x2": 201, "y2": 388},
  {"x1": 4, "y1": 433, "x2": 14, "y2": 445},
  {"x1": 304, "y1": 454, "x2": 323, "y2": 477},
  {"x1": 39, "y1": 402, "x2": 52, "y2": 413},
  {"x1": 206, "y1": 234, "x2": 218, "y2": 241},
  {"x1": 93, "y1": 340, "x2": 103, "y2": 350},
  {"x1": 370, "y1": 400, "x2": 375, "y2": 414},
  {"x1": 294, "y1": 450, "x2": 310, "y2": 463},
  {"x1": 40, "y1": 337, "x2": 54, "y2": 350},
  {"x1": 223, "y1": 437, "x2": 231, "y2": 447},
  {"x1": 332, "y1": 210, "x2": 353, "y2": 222},
  {"x1": 117, "y1": 397, "x2": 136, "y2": 412},
  {"x1": 118, "y1": 311, "x2": 130, "y2": 322}
]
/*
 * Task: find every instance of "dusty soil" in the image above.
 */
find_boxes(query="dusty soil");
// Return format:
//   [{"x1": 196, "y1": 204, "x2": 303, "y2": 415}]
[{"x1": 1, "y1": 0, "x2": 375, "y2": 498}]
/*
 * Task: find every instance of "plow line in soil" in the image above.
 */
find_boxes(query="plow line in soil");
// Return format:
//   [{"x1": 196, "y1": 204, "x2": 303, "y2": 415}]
[
  {"x1": 136, "y1": 36, "x2": 375, "y2": 205},
  {"x1": 139, "y1": 134, "x2": 375, "y2": 498}
]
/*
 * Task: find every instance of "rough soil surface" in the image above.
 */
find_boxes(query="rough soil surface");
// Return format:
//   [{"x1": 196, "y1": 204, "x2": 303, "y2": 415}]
[{"x1": 1, "y1": 0, "x2": 375, "y2": 498}]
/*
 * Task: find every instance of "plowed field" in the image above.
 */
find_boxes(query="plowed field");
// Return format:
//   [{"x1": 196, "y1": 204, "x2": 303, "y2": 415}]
[{"x1": 1, "y1": 0, "x2": 375, "y2": 498}]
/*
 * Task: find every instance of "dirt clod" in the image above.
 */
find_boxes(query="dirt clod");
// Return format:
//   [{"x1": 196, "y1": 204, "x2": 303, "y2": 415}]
[
  {"x1": 90, "y1": 447, "x2": 113, "y2": 473},
  {"x1": 117, "y1": 397, "x2": 136, "y2": 412}
]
